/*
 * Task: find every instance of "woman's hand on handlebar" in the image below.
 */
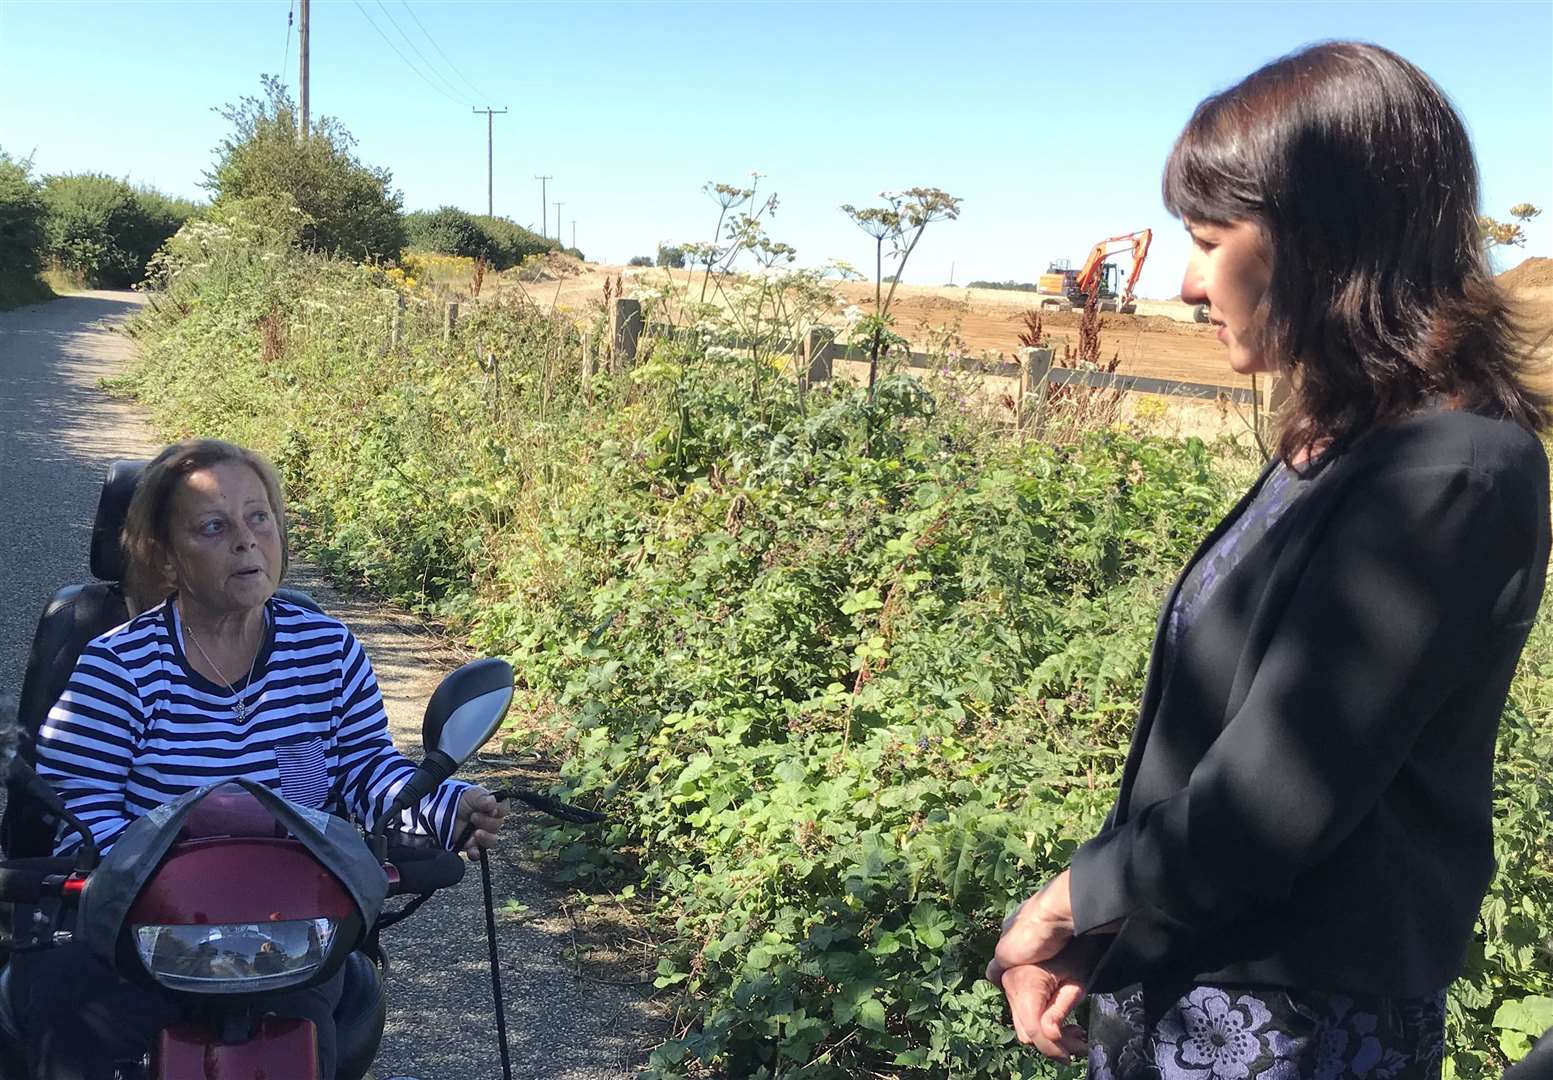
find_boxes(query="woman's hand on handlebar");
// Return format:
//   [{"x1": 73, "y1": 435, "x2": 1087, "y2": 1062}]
[{"x1": 456, "y1": 786, "x2": 508, "y2": 860}]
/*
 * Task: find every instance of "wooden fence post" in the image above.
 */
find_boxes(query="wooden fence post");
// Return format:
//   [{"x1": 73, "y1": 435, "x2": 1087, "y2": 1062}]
[
  {"x1": 443, "y1": 301, "x2": 460, "y2": 344},
  {"x1": 610, "y1": 298, "x2": 641, "y2": 369},
  {"x1": 1017, "y1": 346, "x2": 1053, "y2": 425},
  {"x1": 389, "y1": 293, "x2": 405, "y2": 352},
  {"x1": 801, "y1": 327, "x2": 835, "y2": 386}
]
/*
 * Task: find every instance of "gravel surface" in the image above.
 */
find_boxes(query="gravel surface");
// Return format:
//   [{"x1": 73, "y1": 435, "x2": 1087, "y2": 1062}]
[{"x1": 0, "y1": 291, "x2": 661, "y2": 1079}]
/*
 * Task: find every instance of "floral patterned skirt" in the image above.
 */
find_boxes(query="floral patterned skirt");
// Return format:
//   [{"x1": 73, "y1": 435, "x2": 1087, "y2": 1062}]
[{"x1": 1087, "y1": 984, "x2": 1446, "y2": 1080}]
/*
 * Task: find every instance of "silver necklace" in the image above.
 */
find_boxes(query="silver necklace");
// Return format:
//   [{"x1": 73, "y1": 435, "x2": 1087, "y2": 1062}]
[{"x1": 180, "y1": 605, "x2": 263, "y2": 723}]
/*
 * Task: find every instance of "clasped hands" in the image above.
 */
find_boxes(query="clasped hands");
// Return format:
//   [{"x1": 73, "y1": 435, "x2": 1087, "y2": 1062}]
[{"x1": 986, "y1": 868, "x2": 1091, "y2": 1064}]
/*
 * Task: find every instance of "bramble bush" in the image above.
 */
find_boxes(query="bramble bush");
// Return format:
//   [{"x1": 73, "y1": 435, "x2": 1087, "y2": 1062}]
[{"x1": 115, "y1": 225, "x2": 1553, "y2": 1078}]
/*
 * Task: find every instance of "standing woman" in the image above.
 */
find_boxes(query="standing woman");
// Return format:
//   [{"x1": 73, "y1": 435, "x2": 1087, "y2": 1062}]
[{"x1": 988, "y1": 42, "x2": 1551, "y2": 1079}]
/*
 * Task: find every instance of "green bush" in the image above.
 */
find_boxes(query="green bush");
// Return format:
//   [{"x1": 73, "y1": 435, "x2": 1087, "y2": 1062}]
[
  {"x1": 208, "y1": 75, "x2": 405, "y2": 261},
  {"x1": 0, "y1": 148, "x2": 49, "y2": 307},
  {"x1": 657, "y1": 244, "x2": 686, "y2": 269},
  {"x1": 116, "y1": 242, "x2": 1553, "y2": 1080},
  {"x1": 403, "y1": 206, "x2": 486, "y2": 259},
  {"x1": 403, "y1": 206, "x2": 556, "y2": 270},
  {"x1": 39, "y1": 173, "x2": 197, "y2": 287},
  {"x1": 470, "y1": 213, "x2": 556, "y2": 268}
]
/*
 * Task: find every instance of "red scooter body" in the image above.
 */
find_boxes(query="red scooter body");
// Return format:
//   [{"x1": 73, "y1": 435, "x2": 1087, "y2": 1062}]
[{"x1": 121, "y1": 786, "x2": 363, "y2": 1079}]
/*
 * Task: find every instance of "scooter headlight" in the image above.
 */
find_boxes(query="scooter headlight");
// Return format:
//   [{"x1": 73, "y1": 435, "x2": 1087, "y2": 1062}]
[{"x1": 133, "y1": 917, "x2": 337, "y2": 993}]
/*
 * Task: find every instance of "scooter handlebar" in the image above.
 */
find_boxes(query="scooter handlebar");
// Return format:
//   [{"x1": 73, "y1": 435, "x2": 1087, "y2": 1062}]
[
  {"x1": 0, "y1": 864, "x2": 82, "y2": 904},
  {"x1": 385, "y1": 847, "x2": 466, "y2": 895}
]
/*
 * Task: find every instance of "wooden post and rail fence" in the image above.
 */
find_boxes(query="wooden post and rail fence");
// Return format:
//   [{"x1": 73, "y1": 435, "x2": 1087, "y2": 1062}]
[{"x1": 386, "y1": 293, "x2": 1274, "y2": 413}]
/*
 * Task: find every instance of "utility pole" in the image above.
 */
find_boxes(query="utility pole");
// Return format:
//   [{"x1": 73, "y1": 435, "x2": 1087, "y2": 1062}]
[
  {"x1": 534, "y1": 175, "x2": 552, "y2": 239},
  {"x1": 298, "y1": 0, "x2": 310, "y2": 138},
  {"x1": 571, "y1": 220, "x2": 576, "y2": 250},
  {"x1": 472, "y1": 107, "x2": 507, "y2": 217},
  {"x1": 554, "y1": 202, "x2": 564, "y2": 247}
]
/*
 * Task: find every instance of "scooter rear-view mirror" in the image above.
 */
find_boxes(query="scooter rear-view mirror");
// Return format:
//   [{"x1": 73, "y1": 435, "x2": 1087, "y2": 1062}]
[
  {"x1": 373, "y1": 658, "x2": 514, "y2": 842},
  {"x1": 422, "y1": 657, "x2": 515, "y2": 766}
]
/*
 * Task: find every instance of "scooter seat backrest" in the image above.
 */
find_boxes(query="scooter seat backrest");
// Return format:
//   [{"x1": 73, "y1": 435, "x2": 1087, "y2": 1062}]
[
  {"x1": 3, "y1": 460, "x2": 324, "y2": 858},
  {"x1": 11, "y1": 461, "x2": 145, "y2": 773}
]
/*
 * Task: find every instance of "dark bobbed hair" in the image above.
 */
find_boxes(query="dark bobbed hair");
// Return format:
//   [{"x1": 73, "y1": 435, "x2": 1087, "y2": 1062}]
[
  {"x1": 122, "y1": 439, "x2": 289, "y2": 613},
  {"x1": 1163, "y1": 41, "x2": 1550, "y2": 460}
]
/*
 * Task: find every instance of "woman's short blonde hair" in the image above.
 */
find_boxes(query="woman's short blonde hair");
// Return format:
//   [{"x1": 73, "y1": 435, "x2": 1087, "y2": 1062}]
[{"x1": 122, "y1": 439, "x2": 290, "y2": 612}]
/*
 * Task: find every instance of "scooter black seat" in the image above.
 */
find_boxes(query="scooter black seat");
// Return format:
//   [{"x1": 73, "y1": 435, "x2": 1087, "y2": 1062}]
[{"x1": 2, "y1": 459, "x2": 322, "y2": 857}]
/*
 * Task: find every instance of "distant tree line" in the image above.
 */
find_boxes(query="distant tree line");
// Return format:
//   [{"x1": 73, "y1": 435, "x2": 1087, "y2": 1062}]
[
  {"x1": 966, "y1": 279, "x2": 1042, "y2": 292},
  {"x1": 2, "y1": 78, "x2": 601, "y2": 309}
]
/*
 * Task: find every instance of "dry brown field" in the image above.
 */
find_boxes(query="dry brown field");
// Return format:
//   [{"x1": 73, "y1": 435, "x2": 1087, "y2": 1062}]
[{"x1": 496, "y1": 256, "x2": 1553, "y2": 398}]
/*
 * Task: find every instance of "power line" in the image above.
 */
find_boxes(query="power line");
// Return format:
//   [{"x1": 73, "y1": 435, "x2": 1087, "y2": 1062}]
[
  {"x1": 373, "y1": 0, "x2": 470, "y2": 105},
  {"x1": 399, "y1": 0, "x2": 489, "y2": 104},
  {"x1": 280, "y1": 0, "x2": 295, "y2": 89},
  {"x1": 350, "y1": 0, "x2": 467, "y2": 107}
]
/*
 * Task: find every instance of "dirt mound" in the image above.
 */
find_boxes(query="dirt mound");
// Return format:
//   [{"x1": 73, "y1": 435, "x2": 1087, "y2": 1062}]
[
  {"x1": 1499, "y1": 257, "x2": 1553, "y2": 291},
  {"x1": 1031, "y1": 309, "x2": 1212, "y2": 338},
  {"x1": 515, "y1": 251, "x2": 585, "y2": 282}
]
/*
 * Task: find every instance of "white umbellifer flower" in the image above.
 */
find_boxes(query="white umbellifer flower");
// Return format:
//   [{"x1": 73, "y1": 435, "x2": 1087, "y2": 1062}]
[{"x1": 843, "y1": 306, "x2": 863, "y2": 327}]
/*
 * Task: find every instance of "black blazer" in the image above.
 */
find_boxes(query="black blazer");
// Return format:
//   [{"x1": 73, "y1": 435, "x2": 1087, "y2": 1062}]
[{"x1": 1070, "y1": 408, "x2": 1551, "y2": 997}]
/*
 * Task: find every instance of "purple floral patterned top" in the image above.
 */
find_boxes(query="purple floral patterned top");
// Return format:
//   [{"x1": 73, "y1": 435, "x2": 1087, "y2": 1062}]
[
  {"x1": 1088, "y1": 984, "x2": 1446, "y2": 1080},
  {"x1": 1167, "y1": 462, "x2": 1307, "y2": 651}
]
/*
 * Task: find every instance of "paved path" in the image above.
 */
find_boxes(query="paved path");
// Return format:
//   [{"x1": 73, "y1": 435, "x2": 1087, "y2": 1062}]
[{"x1": 0, "y1": 291, "x2": 658, "y2": 1078}]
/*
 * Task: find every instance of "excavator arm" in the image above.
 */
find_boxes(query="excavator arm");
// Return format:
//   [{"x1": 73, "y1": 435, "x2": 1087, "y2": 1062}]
[{"x1": 1074, "y1": 229, "x2": 1152, "y2": 307}]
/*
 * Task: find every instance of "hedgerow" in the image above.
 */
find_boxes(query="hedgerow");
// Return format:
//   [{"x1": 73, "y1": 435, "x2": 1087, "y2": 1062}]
[
  {"x1": 0, "y1": 149, "x2": 51, "y2": 308},
  {"x1": 115, "y1": 235, "x2": 1553, "y2": 1079}
]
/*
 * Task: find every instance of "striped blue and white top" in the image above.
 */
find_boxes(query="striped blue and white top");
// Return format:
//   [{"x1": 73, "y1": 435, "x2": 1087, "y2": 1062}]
[{"x1": 36, "y1": 595, "x2": 469, "y2": 856}]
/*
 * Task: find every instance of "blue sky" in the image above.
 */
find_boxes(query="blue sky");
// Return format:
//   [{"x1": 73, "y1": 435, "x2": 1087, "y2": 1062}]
[{"x1": 2, "y1": 0, "x2": 1548, "y2": 297}]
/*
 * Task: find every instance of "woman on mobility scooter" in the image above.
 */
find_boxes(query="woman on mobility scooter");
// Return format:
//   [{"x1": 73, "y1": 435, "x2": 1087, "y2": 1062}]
[{"x1": 3, "y1": 438, "x2": 508, "y2": 1080}]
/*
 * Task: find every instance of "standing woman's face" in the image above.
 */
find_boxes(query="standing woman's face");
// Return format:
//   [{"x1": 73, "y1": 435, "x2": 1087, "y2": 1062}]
[{"x1": 1180, "y1": 219, "x2": 1275, "y2": 376}]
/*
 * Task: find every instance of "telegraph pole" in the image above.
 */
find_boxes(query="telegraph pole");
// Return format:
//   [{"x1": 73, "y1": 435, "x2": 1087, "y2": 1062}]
[
  {"x1": 553, "y1": 202, "x2": 564, "y2": 246},
  {"x1": 472, "y1": 107, "x2": 507, "y2": 217},
  {"x1": 534, "y1": 176, "x2": 552, "y2": 239},
  {"x1": 571, "y1": 220, "x2": 576, "y2": 250},
  {"x1": 298, "y1": 0, "x2": 310, "y2": 138}
]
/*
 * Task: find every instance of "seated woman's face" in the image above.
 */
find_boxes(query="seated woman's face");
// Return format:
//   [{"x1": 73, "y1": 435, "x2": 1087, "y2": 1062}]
[{"x1": 163, "y1": 461, "x2": 282, "y2": 616}]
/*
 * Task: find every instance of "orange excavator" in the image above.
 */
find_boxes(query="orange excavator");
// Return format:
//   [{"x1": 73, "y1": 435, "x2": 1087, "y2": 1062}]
[{"x1": 1037, "y1": 229, "x2": 1152, "y2": 314}]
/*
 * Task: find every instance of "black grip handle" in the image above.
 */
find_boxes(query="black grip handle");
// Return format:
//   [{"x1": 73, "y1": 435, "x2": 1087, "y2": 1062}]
[
  {"x1": 0, "y1": 866, "x2": 55, "y2": 904},
  {"x1": 387, "y1": 848, "x2": 466, "y2": 895},
  {"x1": 375, "y1": 752, "x2": 459, "y2": 840}
]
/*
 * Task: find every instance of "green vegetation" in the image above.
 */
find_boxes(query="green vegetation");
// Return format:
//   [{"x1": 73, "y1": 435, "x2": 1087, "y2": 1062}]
[
  {"x1": 113, "y1": 199, "x2": 1553, "y2": 1079},
  {"x1": 657, "y1": 244, "x2": 686, "y2": 269},
  {"x1": 968, "y1": 281, "x2": 1042, "y2": 293},
  {"x1": 1481, "y1": 203, "x2": 1543, "y2": 249},
  {"x1": 207, "y1": 75, "x2": 405, "y2": 261},
  {"x1": 0, "y1": 149, "x2": 51, "y2": 308},
  {"x1": 402, "y1": 206, "x2": 574, "y2": 269},
  {"x1": 39, "y1": 173, "x2": 197, "y2": 288}
]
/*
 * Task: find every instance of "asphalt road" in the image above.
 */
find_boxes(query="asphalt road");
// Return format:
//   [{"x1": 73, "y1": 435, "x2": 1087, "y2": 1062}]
[{"x1": 0, "y1": 291, "x2": 658, "y2": 1078}]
